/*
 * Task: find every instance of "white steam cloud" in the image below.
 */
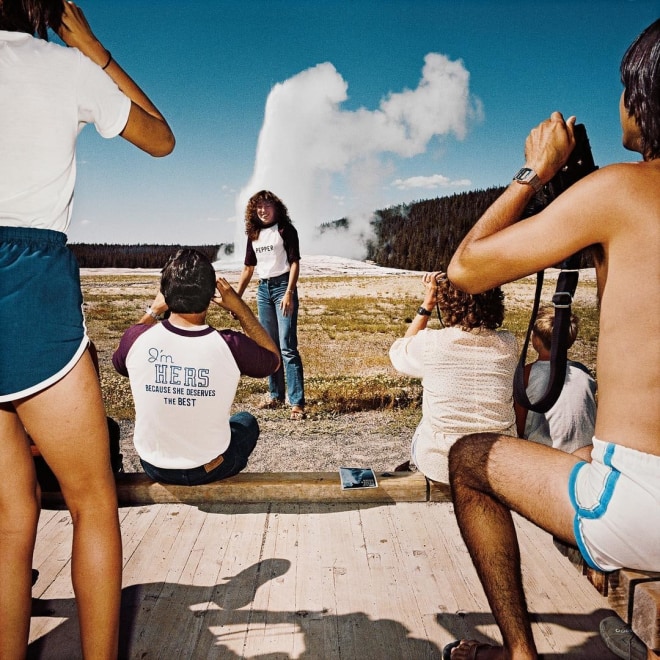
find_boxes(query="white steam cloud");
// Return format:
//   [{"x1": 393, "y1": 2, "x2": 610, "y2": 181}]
[{"x1": 232, "y1": 52, "x2": 480, "y2": 260}]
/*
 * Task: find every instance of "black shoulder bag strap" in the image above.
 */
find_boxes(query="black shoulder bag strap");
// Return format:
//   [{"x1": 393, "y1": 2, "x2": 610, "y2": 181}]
[{"x1": 513, "y1": 254, "x2": 580, "y2": 413}]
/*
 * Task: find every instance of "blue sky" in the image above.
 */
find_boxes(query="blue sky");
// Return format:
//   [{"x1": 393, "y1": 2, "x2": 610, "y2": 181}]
[{"x1": 65, "y1": 1, "x2": 659, "y2": 258}]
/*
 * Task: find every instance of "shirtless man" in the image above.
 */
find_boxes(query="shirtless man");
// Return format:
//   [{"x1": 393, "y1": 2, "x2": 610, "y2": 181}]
[{"x1": 444, "y1": 19, "x2": 660, "y2": 660}]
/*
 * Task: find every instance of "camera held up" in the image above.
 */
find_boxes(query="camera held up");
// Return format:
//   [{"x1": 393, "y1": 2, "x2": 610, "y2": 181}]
[{"x1": 522, "y1": 123, "x2": 598, "y2": 269}]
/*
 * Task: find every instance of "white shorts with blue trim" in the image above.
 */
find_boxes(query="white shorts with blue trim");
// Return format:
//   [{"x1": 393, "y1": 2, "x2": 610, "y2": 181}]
[{"x1": 569, "y1": 437, "x2": 660, "y2": 572}]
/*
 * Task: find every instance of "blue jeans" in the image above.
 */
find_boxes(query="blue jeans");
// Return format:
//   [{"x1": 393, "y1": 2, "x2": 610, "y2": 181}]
[
  {"x1": 139, "y1": 412, "x2": 259, "y2": 485},
  {"x1": 256, "y1": 273, "x2": 305, "y2": 407}
]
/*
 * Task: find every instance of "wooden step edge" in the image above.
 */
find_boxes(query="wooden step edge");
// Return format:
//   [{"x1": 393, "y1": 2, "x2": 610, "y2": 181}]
[
  {"x1": 41, "y1": 470, "x2": 447, "y2": 507},
  {"x1": 631, "y1": 581, "x2": 660, "y2": 652},
  {"x1": 609, "y1": 569, "x2": 660, "y2": 623}
]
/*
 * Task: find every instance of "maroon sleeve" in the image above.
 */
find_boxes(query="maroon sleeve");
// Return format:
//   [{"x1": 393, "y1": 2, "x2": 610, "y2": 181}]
[
  {"x1": 218, "y1": 329, "x2": 279, "y2": 377},
  {"x1": 281, "y1": 223, "x2": 301, "y2": 264},
  {"x1": 112, "y1": 324, "x2": 154, "y2": 376},
  {"x1": 244, "y1": 239, "x2": 257, "y2": 267}
]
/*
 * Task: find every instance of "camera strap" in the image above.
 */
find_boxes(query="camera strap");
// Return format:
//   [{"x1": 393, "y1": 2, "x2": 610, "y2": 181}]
[{"x1": 513, "y1": 255, "x2": 580, "y2": 413}]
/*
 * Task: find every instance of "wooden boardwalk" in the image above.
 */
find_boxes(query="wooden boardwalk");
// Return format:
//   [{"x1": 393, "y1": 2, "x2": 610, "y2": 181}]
[{"x1": 28, "y1": 494, "x2": 616, "y2": 658}]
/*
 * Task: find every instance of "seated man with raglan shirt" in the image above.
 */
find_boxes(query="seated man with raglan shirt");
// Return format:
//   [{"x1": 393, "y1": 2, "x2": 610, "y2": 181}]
[{"x1": 113, "y1": 248, "x2": 280, "y2": 485}]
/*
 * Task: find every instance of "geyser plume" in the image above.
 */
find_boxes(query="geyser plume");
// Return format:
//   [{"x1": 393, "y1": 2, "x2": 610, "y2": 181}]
[{"x1": 232, "y1": 52, "x2": 479, "y2": 260}]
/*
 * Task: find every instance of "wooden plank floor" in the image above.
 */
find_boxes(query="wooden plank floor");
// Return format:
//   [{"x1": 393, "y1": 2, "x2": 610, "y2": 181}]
[{"x1": 28, "y1": 502, "x2": 617, "y2": 659}]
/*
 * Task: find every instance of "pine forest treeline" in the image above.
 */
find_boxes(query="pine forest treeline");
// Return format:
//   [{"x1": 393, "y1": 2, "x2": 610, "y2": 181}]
[
  {"x1": 70, "y1": 188, "x2": 506, "y2": 270},
  {"x1": 365, "y1": 187, "x2": 505, "y2": 271},
  {"x1": 69, "y1": 243, "x2": 232, "y2": 269}
]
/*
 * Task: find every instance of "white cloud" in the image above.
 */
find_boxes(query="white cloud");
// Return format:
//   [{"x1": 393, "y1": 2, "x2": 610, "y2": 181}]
[
  {"x1": 233, "y1": 53, "x2": 479, "y2": 258},
  {"x1": 391, "y1": 174, "x2": 472, "y2": 190}
]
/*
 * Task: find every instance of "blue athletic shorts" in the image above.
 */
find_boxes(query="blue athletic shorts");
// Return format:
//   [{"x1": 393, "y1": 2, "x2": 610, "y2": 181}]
[{"x1": 0, "y1": 226, "x2": 88, "y2": 402}]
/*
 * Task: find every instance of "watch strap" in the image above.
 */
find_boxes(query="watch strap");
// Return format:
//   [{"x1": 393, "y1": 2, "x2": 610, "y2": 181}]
[{"x1": 417, "y1": 306, "x2": 433, "y2": 317}]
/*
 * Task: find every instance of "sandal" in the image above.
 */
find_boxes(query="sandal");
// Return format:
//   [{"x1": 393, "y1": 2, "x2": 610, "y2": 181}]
[
  {"x1": 258, "y1": 398, "x2": 284, "y2": 410},
  {"x1": 443, "y1": 640, "x2": 499, "y2": 659},
  {"x1": 290, "y1": 406, "x2": 306, "y2": 420}
]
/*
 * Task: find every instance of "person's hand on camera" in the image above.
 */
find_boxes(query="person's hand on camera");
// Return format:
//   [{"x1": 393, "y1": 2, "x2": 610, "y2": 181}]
[
  {"x1": 213, "y1": 277, "x2": 243, "y2": 315},
  {"x1": 524, "y1": 111, "x2": 577, "y2": 184},
  {"x1": 421, "y1": 271, "x2": 443, "y2": 308},
  {"x1": 149, "y1": 291, "x2": 168, "y2": 318}
]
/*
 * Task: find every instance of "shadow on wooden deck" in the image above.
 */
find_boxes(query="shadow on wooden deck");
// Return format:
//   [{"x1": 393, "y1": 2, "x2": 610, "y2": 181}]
[{"x1": 29, "y1": 497, "x2": 617, "y2": 659}]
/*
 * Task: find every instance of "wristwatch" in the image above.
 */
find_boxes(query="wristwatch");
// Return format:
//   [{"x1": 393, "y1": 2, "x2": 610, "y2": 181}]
[
  {"x1": 513, "y1": 167, "x2": 543, "y2": 194},
  {"x1": 145, "y1": 306, "x2": 162, "y2": 321},
  {"x1": 417, "y1": 306, "x2": 433, "y2": 317}
]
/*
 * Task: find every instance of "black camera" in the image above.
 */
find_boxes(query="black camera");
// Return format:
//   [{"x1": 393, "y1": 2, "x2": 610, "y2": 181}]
[{"x1": 523, "y1": 123, "x2": 598, "y2": 268}]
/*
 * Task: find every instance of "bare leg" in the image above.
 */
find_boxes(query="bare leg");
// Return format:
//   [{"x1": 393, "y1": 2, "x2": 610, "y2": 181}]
[
  {"x1": 447, "y1": 433, "x2": 582, "y2": 660},
  {"x1": 17, "y1": 352, "x2": 122, "y2": 659},
  {"x1": 572, "y1": 444, "x2": 593, "y2": 462},
  {"x1": 0, "y1": 405, "x2": 39, "y2": 659}
]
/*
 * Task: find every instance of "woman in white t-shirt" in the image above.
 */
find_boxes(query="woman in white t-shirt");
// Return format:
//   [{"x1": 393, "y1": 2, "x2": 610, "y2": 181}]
[
  {"x1": 236, "y1": 190, "x2": 305, "y2": 420},
  {"x1": 389, "y1": 272, "x2": 518, "y2": 483},
  {"x1": 0, "y1": 1, "x2": 174, "y2": 656}
]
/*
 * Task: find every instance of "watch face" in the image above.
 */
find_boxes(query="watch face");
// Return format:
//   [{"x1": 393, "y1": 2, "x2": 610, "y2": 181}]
[
  {"x1": 514, "y1": 167, "x2": 534, "y2": 183},
  {"x1": 513, "y1": 167, "x2": 541, "y2": 192}
]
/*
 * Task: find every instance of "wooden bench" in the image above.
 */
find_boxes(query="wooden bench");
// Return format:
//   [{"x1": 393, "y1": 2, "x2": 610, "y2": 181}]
[
  {"x1": 40, "y1": 470, "x2": 452, "y2": 507},
  {"x1": 555, "y1": 541, "x2": 660, "y2": 658}
]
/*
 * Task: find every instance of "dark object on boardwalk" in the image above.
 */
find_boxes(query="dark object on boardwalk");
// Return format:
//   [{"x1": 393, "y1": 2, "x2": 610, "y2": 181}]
[
  {"x1": 600, "y1": 615, "x2": 646, "y2": 660},
  {"x1": 33, "y1": 417, "x2": 123, "y2": 491},
  {"x1": 514, "y1": 124, "x2": 598, "y2": 414}
]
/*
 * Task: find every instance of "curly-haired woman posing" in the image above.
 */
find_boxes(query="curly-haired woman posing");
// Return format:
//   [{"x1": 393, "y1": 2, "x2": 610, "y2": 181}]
[
  {"x1": 236, "y1": 190, "x2": 305, "y2": 420},
  {"x1": 389, "y1": 271, "x2": 518, "y2": 483}
]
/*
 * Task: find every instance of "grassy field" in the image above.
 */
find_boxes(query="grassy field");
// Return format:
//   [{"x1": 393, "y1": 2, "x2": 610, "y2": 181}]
[{"x1": 82, "y1": 272, "x2": 600, "y2": 423}]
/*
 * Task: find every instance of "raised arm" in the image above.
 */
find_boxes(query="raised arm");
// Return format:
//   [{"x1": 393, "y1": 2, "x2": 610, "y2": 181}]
[
  {"x1": 404, "y1": 271, "x2": 441, "y2": 338},
  {"x1": 213, "y1": 278, "x2": 280, "y2": 368},
  {"x1": 448, "y1": 112, "x2": 587, "y2": 292},
  {"x1": 57, "y1": 1, "x2": 175, "y2": 157}
]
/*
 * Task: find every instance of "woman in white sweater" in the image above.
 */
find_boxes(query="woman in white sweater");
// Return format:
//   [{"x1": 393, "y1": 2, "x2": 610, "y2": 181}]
[{"x1": 390, "y1": 272, "x2": 518, "y2": 483}]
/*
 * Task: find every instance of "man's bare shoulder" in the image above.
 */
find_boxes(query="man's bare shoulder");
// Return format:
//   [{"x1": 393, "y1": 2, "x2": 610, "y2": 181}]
[
  {"x1": 595, "y1": 159, "x2": 660, "y2": 188},
  {"x1": 572, "y1": 160, "x2": 660, "y2": 221}
]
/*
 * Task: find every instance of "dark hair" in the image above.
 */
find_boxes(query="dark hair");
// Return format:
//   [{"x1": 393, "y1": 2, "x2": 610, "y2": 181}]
[
  {"x1": 437, "y1": 277, "x2": 505, "y2": 330},
  {"x1": 244, "y1": 190, "x2": 293, "y2": 242},
  {"x1": 160, "y1": 249, "x2": 216, "y2": 314},
  {"x1": 0, "y1": 0, "x2": 63, "y2": 38},
  {"x1": 620, "y1": 19, "x2": 660, "y2": 159}
]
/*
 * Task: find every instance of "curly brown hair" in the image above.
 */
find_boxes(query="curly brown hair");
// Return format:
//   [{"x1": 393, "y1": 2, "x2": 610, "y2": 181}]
[
  {"x1": 437, "y1": 277, "x2": 505, "y2": 330},
  {"x1": 244, "y1": 190, "x2": 292, "y2": 241}
]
